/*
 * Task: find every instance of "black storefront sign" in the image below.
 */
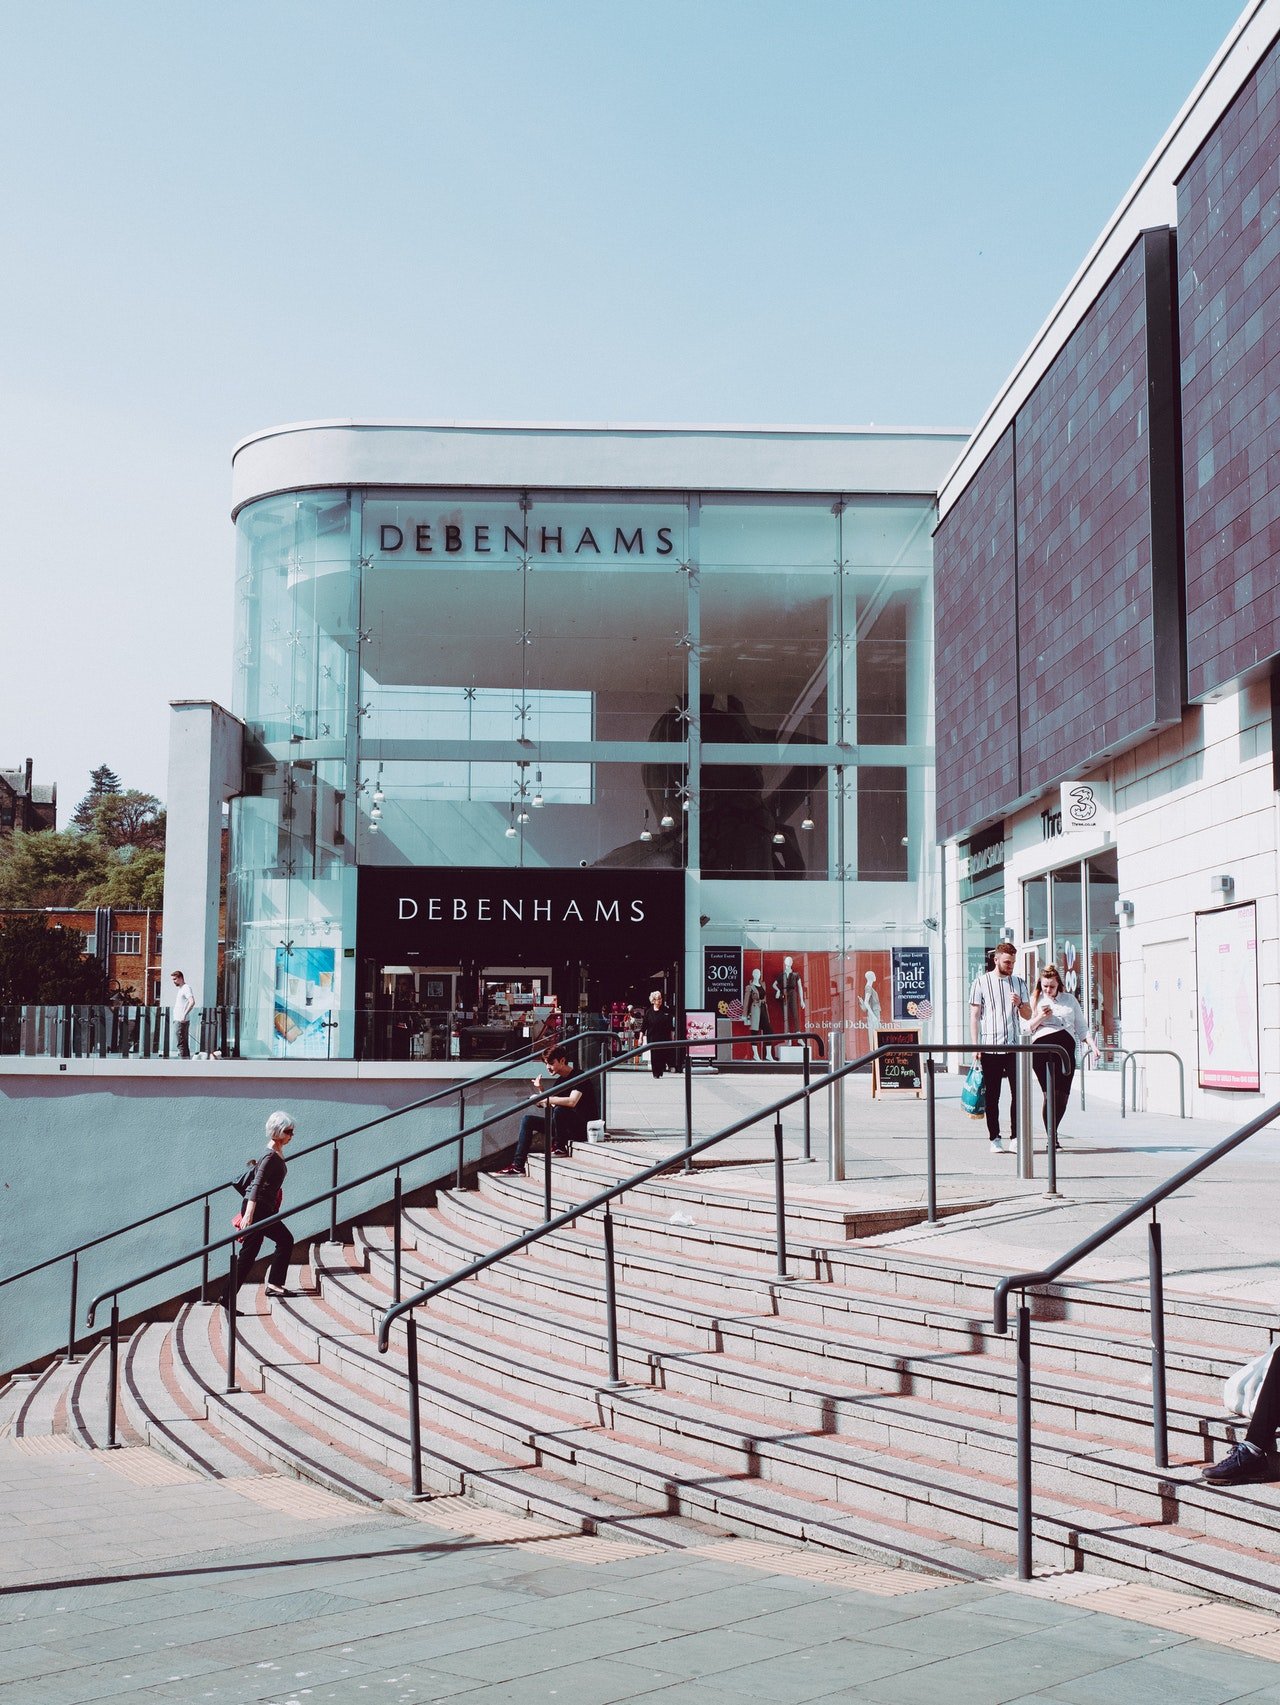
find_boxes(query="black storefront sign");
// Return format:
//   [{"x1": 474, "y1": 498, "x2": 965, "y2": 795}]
[
  {"x1": 959, "y1": 823, "x2": 1006, "y2": 902},
  {"x1": 358, "y1": 867, "x2": 684, "y2": 969},
  {"x1": 703, "y1": 946, "x2": 743, "y2": 1009}
]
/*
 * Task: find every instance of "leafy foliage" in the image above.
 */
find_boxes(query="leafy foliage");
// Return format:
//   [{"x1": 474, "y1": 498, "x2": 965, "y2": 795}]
[
  {"x1": 85, "y1": 847, "x2": 166, "y2": 909},
  {"x1": 72, "y1": 764, "x2": 123, "y2": 831},
  {"x1": 86, "y1": 790, "x2": 166, "y2": 852},
  {"x1": 0, "y1": 914, "x2": 110, "y2": 1004},
  {"x1": 0, "y1": 830, "x2": 111, "y2": 909}
]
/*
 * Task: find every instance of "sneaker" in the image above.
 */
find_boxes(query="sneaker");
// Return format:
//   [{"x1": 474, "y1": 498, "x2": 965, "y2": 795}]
[
  {"x1": 1203, "y1": 1442, "x2": 1275, "y2": 1485},
  {"x1": 496, "y1": 1164, "x2": 526, "y2": 1176},
  {"x1": 551, "y1": 1144, "x2": 571, "y2": 1156},
  {"x1": 989, "y1": 1138, "x2": 1008, "y2": 1153}
]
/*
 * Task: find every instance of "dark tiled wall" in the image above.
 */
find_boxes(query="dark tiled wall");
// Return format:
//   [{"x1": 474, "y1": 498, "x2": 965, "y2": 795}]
[
  {"x1": 1016, "y1": 243, "x2": 1155, "y2": 794},
  {"x1": 935, "y1": 231, "x2": 1184, "y2": 843},
  {"x1": 1179, "y1": 35, "x2": 1280, "y2": 700},
  {"x1": 934, "y1": 425, "x2": 1018, "y2": 844}
]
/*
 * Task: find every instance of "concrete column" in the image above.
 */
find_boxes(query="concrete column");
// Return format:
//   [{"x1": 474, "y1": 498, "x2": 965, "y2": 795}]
[{"x1": 161, "y1": 701, "x2": 245, "y2": 1011}]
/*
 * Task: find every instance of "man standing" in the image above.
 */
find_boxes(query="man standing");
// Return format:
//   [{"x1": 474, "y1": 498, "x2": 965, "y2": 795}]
[
  {"x1": 970, "y1": 942, "x2": 1031, "y2": 1152},
  {"x1": 641, "y1": 990, "x2": 675, "y2": 1079},
  {"x1": 170, "y1": 969, "x2": 196, "y2": 1060}
]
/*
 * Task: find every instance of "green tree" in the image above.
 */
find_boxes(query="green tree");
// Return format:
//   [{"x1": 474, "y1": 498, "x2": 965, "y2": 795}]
[
  {"x1": 72, "y1": 764, "x2": 123, "y2": 831},
  {"x1": 88, "y1": 790, "x2": 166, "y2": 852},
  {"x1": 0, "y1": 915, "x2": 109, "y2": 1003},
  {"x1": 84, "y1": 847, "x2": 166, "y2": 909},
  {"x1": 0, "y1": 830, "x2": 111, "y2": 909}
]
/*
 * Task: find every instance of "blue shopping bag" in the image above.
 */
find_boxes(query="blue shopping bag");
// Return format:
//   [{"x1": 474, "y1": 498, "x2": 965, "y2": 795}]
[{"x1": 961, "y1": 1061, "x2": 985, "y2": 1119}]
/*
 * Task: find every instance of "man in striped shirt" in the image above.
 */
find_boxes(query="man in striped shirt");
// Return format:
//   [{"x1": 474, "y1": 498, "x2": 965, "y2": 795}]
[{"x1": 970, "y1": 942, "x2": 1032, "y2": 1152}]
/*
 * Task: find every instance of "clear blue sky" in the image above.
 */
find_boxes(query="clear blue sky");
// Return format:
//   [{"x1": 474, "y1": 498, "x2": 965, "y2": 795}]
[{"x1": 0, "y1": 0, "x2": 1245, "y2": 806}]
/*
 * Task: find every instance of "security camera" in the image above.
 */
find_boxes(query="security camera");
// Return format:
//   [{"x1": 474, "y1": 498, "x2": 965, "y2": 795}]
[{"x1": 578, "y1": 859, "x2": 588, "y2": 869}]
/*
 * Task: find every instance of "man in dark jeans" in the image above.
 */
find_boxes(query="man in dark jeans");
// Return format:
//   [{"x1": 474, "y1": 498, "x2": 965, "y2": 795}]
[
  {"x1": 969, "y1": 942, "x2": 1032, "y2": 1153},
  {"x1": 497, "y1": 1046, "x2": 597, "y2": 1175},
  {"x1": 1205, "y1": 1353, "x2": 1280, "y2": 1483}
]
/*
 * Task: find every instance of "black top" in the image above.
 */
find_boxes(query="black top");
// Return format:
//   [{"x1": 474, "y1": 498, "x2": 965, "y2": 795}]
[
  {"x1": 641, "y1": 1005, "x2": 675, "y2": 1047},
  {"x1": 246, "y1": 1149, "x2": 286, "y2": 1213},
  {"x1": 551, "y1": 1066, "x2": 598, "y2": 1147}
]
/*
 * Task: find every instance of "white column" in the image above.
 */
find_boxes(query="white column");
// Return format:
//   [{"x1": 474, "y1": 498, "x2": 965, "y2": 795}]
[{"x1": 161, "y1": 701, "x2": 245, "y2": 1010}]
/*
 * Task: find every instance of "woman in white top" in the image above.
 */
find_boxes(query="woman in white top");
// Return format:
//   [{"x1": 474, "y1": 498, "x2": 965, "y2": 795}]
[{"x1": 1027, "y1": 963, "x2": 1098, "y2": 1138}]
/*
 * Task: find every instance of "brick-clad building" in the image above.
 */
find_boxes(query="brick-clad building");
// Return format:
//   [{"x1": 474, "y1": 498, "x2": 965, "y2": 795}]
[{"x1": 0, "y1": 908, "x2": 163, "y2": 1002}]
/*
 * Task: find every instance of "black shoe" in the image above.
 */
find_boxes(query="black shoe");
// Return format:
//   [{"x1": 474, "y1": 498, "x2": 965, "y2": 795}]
[
  {"x1": 1203, "y1": 1442, "x2": 1276, "y2": 1485},
  {"x1": 551, "y1": 1144, "x2": 571, "y2": 1156},
  {"x1": 496, "y1": 1164, "x2": 526, "y2": 1176}
]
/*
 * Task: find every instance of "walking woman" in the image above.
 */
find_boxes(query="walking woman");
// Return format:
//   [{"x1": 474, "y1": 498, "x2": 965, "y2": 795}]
[
  {"x1": 1026, "y1": 965, "x2": 1098, "y2": 1138},
  {"x1": 230, "y1": 1109, "x2": 296, "y2": 1303}
]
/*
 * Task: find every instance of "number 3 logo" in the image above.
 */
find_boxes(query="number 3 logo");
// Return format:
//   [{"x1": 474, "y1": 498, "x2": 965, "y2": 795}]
[{"x1": 1067, "y1": 784, "x2": 1096, "y2": 825}]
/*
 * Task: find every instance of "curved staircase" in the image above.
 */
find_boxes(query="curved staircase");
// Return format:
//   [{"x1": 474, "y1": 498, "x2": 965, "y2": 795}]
[{"x1": 5, "y1": 1143, "x2": 1280, "y2": 1607}]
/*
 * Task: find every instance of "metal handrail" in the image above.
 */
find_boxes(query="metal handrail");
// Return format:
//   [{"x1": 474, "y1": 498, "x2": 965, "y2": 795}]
[
  {"x1": 993, "y1": 1094, "x2": 1280, "y2": 1578},
  {"x1": 2, "y1": 1028, "x2": 618, "y2": 1365},
  {"x1": 373, "y1": 1034, "x2": 886, "y2": 1497},
  {"x1": 1117, "y1": 1048, "x2": 1187, "y2": 1118},
  {"x1": 80, "y1": 1028, "x2": 825, "y2": 1443}
]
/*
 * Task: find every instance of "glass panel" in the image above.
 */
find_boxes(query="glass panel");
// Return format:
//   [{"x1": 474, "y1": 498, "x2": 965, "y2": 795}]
[
  {"x1": 357, "y1": 760, "x2": 684, "y2": 870},
  {"x1": 961, "y1": 894, "x2": 1004, "y2": 988},
  {"x1": 1051, "y1": 863, "x2": 1084, "y2": 992},
  {"x1": 701, "y1": 501, "x2": 839, "y2": 747},
  {"x1": 1087, "y1": 850, "x2": 1120, "y2": 1059},
  {"x1": 1023, "y1": 876, "x2": 1048, "y2": 941},
  {"x1": 855, "y1": 594, "x2": 909, "y2": 744},
  {"x1": 856, "y1": 767, "x2": 907, "y2": 881},
  {"x1": 700, "y1": 760, "x2": 829, "y2": 879}
]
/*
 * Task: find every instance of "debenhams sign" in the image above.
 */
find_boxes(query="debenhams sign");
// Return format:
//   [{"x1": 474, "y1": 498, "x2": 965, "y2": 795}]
[
  {"x1": 367, "y1": 501, "x2": 681, "y2": 561},
  {"x1": 358, "y1": 867, "x2": 684, "y2": 958},
  {"x1": 397, "y1": 894, "x2": 648, "y2": 925}
]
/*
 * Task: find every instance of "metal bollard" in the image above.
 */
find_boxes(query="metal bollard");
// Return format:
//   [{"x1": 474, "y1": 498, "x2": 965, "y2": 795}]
[
  {"x1": 829, "y1": 1028, "x2": 845, "y2": 1182},
  {"x1": 1017, "y1": 1050, "x2": 1035, "y2": 1180}
]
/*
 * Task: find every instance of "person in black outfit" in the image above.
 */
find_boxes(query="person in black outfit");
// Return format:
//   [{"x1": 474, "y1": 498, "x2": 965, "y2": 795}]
[
  {"x1": 1205, "y1": 1354, "x2": 1280, "y2": 1484},
  {"x1": 641, "y1": 990, "x2": 675, "y2": 1079},
  {"x1": 229, "y1": 1110, "x2": 295, "y2": 1303},
  {"x1": 498, "y1": 1047, "x2": 597, "y2": 1175}
]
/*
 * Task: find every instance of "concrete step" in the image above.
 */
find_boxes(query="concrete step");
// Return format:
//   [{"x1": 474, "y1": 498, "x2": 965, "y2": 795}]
[
  {"x1": 120, "y1": 1319, "x2": 272, "y2": 1480},
  {"x1": 430, "y1": 1183, "x2": 1243, "y2": 1403}
]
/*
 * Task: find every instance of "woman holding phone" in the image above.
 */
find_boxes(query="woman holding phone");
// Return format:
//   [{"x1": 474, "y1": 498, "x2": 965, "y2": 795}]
[{"x1": 1026, "y1": 964, "x2": 1098, "y2": 1140}]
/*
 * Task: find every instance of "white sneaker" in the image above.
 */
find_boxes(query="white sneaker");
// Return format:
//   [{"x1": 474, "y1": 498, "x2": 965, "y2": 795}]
[{"x1": 989, "y1": 1138, "x2": 1008, "y2": 1153}]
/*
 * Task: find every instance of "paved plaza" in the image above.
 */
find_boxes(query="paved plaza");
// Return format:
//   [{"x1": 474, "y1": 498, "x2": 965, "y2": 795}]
[{"x1": 6, "y1": 1066, "x2": 1280, "y2": 1703}]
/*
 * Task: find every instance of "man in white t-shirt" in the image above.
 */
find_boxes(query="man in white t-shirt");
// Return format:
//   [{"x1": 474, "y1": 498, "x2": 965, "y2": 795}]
[
  {"x1": 170, "y1": 970, "x2": 197, "y2": 1060},
  {"x1": 969, "y1": 942, "x2": 1031, "y2": 1152}
]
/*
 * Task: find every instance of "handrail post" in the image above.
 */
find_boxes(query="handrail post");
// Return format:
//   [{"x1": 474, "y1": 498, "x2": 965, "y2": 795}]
[
  {"x1": 802, "y1": 1043, "x2": 812, "y2": 1161},
  {"x1": 393, "y1": 1172, "x2": 403, "y2": 1305},
  {"x1": 773, "y1": 1116, "x2": 789, "y2": 1280},
  {"x1": 602, "y1": 1206, "x2": 622, "y2": 1387},
  {"x1": 829, "y1": 1027, "x2": 845, "y2": 1181},
  {"x1": 1017, "y1": 1047, "x2": 1034, "y2": 1180},
  {"x1": 329, "y1": 1140, "x2": 339, "y2": 1243},
  {"x1": 1120, "y1": 1052, "x2": 1129, "y2": 1119},
  {"x1": 200, "y1": 1197, "x2": 211, "y2": 1303},
  {"x1": 456, "y1": 1092, "x2": 466, "y2": 1190},
  {"x1": 683, "y1": 1044, "x2": 693, "y2": 1174},
  {"x1": 407, "y1": 1315, "x2": 423, "y2": 1498},
  {"x1": 1045, "y1": 1055, "x2": 1060, "y2": 1198},
  {"x1": 544, "y1": 1129, "x2": 553, "y2": 1224},
  {"x1": 1016, "y1": 1300, "x2": 1032, "y2": 1580},
  {"x1": 1149, "y1": 1217, "x2": 1169, "y2": 1469},
  {"x1": 925, "y1": 1058, "x2": 938, "y2": 1224},
  {"x1": 1177, "y1": 1054, "x2": 1186, "y2": 1119},
  {"x1": 226, "y1": 1247, "x2": 240, "y2": 1393},
  {"x1": 67, "y1": 1253, "x2": 80, "y2": 1364},
  {"x1": 106, "y1": 1300, "x2": 120, "y2": 1447}
]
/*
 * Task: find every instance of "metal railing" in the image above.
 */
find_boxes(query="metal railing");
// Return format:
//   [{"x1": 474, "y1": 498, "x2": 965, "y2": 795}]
[
  {"x1": 373, "y1": 1036, "x2": 944, "y2": 1500},
  {"x1": 2, "y1": 1029, "x2": 615, "y2": 1369},
  {"x1": 1117, "y1": 1049, "x2": 1187, "y2": 1119},
  {"x1": 0, "y1": 1003, "x2": 241, "y2": 1060},
  {"x1": 992, "y1": 1095, "x2": 1280, "y2": 1579},
  {"x1": 919, "y1": 1042, "x2": 1071, "y2": 1213},
  {"x1": 80, "y1": 1030, "x2": 827, "y2": 1446}
]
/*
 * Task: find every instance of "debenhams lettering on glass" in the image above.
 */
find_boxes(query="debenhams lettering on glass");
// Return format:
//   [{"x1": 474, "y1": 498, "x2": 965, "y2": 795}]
[
  {"x1": 377, "y1": 520, "x2": 676, "y2": 557},
  {"x1": 398, "y1": 896, "x2": 647, "y2": 924}
]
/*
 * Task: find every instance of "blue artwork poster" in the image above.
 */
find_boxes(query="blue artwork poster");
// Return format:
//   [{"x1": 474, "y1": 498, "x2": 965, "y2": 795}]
[{"x1": 273, "y1": 946, "x2": 337, "y2": 1058}]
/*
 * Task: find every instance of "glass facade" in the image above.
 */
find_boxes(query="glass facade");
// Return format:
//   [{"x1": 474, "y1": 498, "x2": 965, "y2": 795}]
[
  {"x1": 229, "y1": 487, "x2": 939, "y2": 1059},
  {"x1": 1019, "y1": 850, "x2": 1121, "y2": 1061}
]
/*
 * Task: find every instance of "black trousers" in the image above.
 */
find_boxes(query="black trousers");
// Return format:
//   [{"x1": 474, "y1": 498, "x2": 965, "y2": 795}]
[
  {"x1": 1246, "y1": 1352, "x2": 1280, "y2": 1452},
  {"x1": 176, "y1": 1019, "x2": 191, "y2": 1059},
  {"x1": 233, "y1": 1217, "x2": 293, "y2": 1295},
  {"x1": 979, "y1": 1050, "x2": 1018, "y2": 1141},
  {"x1": 1032, "y1": 1034, "x2": 1076, "y2": 1134}
]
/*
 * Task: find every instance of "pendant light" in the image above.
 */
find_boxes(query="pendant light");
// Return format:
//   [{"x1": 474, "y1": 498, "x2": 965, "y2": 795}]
[
  {"x1": 639, "y1": 809, "x2": 652, "y2": 843},
  {"x1": 801, "y1": 797, "x2": 814, "y2": 832},
  {"x1": 532, "y1": 768, "x2": 544, "y2": 808}
]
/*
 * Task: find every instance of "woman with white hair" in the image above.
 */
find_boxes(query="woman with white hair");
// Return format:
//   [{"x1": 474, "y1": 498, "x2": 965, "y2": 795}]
[{"x1": 229, "y1": 1109, "x2": 295, "y2": 1304}]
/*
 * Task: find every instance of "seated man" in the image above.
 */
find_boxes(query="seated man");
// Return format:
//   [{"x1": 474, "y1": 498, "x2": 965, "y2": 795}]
[{"x1": 497, "y1": 1045, "x2": 597, "y2": 1176}]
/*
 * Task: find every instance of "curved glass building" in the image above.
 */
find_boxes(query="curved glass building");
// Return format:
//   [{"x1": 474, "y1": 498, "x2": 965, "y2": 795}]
[{"x1": 221, "y1": 421, "x2": 962, "y2": 1060}]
